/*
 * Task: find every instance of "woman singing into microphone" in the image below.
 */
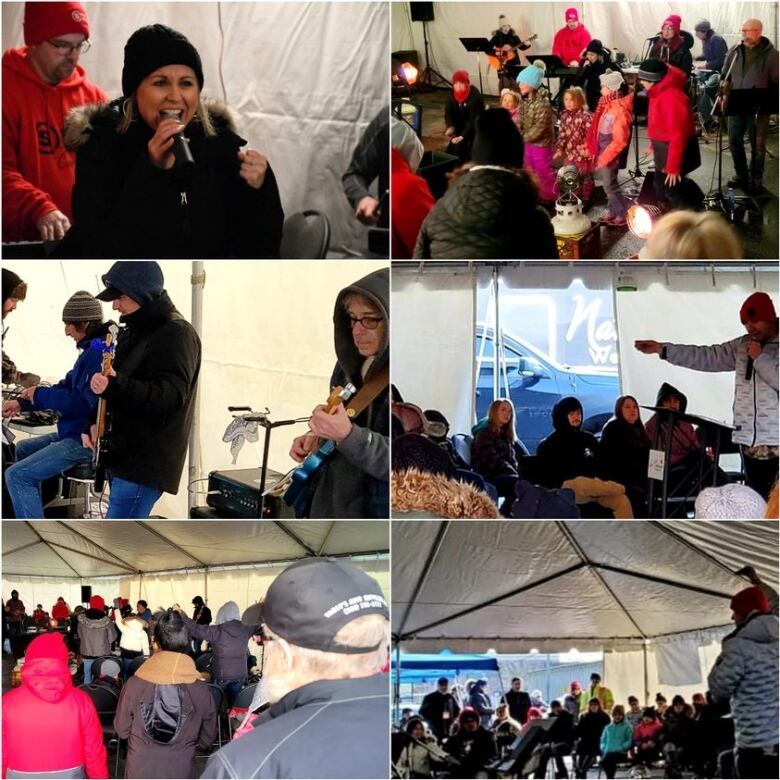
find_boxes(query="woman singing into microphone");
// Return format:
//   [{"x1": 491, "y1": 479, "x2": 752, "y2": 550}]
[{"x1": 58, "y1": 24, "x2": 283, "y2": 259}]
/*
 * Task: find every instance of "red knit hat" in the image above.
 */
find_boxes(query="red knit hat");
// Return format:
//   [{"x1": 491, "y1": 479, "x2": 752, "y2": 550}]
[
  {"x1": 89, "y1": 594, "x2": 105, "y2": 611},
  {"x1": 662, "y1": 14, "x2": 682, "y2": 33},
  {"x1": 452, "y1": 70, "x2": 470, "y2": 85},
  {"x1": 740, "y1": 292, "x2": 777, "y2": 324},
  {"x1": 565, "y1": 8, "x2": 579, "y2": 22},
  {"x1": 25, "y1": 631, "x2": 69, "y2": 664},
  {"x1": 24, "y1": 2, "x2": 90, "y2": 46},
  {"x1": 730, "y1": 586, "x2": 769, "y2": 617}
]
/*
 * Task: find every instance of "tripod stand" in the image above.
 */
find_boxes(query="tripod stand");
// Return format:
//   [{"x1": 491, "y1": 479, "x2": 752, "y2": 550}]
[{"x1": 418, "y1": 20, "x2": 450, "y2": 90}]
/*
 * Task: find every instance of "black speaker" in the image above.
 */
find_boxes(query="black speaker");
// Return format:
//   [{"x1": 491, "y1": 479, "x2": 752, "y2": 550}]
[
  {"x1": 410, "y1": 2, "x2": 434, "y2": 23},
  {"x1": 81, "y1": 585, "x2": 92, "y2": 604}
]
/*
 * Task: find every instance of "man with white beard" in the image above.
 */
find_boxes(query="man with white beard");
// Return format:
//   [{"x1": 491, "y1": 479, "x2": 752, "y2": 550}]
[{"x1": 200, "y1": 557, "x2": 390, "y2": 779}]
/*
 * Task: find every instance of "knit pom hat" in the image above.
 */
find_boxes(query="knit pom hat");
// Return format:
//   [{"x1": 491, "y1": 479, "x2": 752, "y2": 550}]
[
  {"x1": 638, "y1": 58, "x2": 668, "y2": 83},
  {"x1": 740, "y1": 292, "x2": 777, "y2": 324},
  {"x1": 498, "y1": 14, "x2": 512, "y2": 28},
  {"x1": 62, "y1": 291, "x2": 102, "y2": 323},
  {"x1": 662, "y1": 14, "x2": 682, "y2": 33},
  {"x1": 516, "y1": 60, "x2": 546, "y2": 90},
  {"x1": 122, "y1": 24, "x2": 204, "y2": 98},
  {"x1": 730, "y1": 586, "x2": 769, "y2": 617},
  {"x1": 24, "y1": 2, "x2": 90, "y2": 46},
  {"x1": 695, "y1": 484, "x2": 767, "y2": 519},
  {"x1": 472, "y1": 108, "x2": 524, "y2": 168},
  {"x1": 600, "y1": 69, "x2": 625, "y2": 92}
]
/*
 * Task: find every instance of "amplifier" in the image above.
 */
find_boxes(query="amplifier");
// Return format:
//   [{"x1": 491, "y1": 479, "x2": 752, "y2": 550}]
[{"x1": 205, "y1": 467, "x2": 294, "y2": 518}]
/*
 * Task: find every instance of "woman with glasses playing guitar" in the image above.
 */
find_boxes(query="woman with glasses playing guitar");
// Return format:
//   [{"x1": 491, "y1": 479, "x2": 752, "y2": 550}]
[
  {"x1": 488, "y1": 15, "x2": 537, "y2": 92},
  {"x1": 288, "y1": 269, "x2": 389, "y2": 519}
]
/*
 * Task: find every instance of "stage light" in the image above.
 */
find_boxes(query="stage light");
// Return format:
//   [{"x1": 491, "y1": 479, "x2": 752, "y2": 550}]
[
  {"x1": 401, "y1": 62, "x2": 418, "y2": 85},
  {"x1": 627, "y1": 204, "x2": 662, "y2": 240}
]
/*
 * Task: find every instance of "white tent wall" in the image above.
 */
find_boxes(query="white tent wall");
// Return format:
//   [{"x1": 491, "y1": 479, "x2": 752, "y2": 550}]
[
  {"x1": 616, "y1": 267, "x2": 779, "y2": 426},
  {"x1": 4, "y1": 259, "x2": 385, "y2": 518},
  {"x1": 392, "y1": 2, "x2": 777, "y2": 97},
  {"x1": 391, "y1": 268, "x2": 475, "y2": 434},
  {"x1": 1, "y1": 2, "x2": 389, "y2": 252},
  {"x1": 1, "y1": 576, "x2": 121, "y2": 613}
]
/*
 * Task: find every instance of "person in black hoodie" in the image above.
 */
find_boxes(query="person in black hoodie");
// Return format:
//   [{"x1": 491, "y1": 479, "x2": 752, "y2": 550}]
[
  {"x1": 59, "y1": 24, "x2": 283, "y2": 259},
  {"x1": 575, "y1": 39, "x2": 622, "y2": 112},
  {"x1": 600, "y1": 395, "x2": 651, "y2": 517},
  {"x1": 190, "y1": 595, "x2": 212, "y2": 657},
  {"x1": 574, "y1": 698, "x2": 611, "y2": 778},
  {"x1": 533, "y1": 699, "x2": 576, "y2": 779},
  {"x1": 85, "y1": 261, "x2": 201, "y2": 518},
  {"x1": 289, "y1": 268, "x2": 389, "y2": 518},
  {"x1": 446, "y1": 710, "x2": 497, "y2": 779}
]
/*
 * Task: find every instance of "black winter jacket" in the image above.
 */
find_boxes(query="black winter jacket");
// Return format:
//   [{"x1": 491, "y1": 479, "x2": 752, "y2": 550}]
[
  {"x1": 599, "y1": 412, "x2": 650, "y2": 492},
  {"x1": 100, "y1": 292, "x2": 201, "y2": 494},
  {"x1": 414, "y1": 167, "x2": 559, "y2": 259},
  {"x1": 444, "y1": 87, "x2": 485, "y2": 149},
  {"x1": 536, "y1": 396, "x2": 600, "y2": 487},
  {"x1": 471, "y1": 429, "x2": 518, "y2": 479},
  {"x1": 650, "y1": 31, "x2": 694, "y2": 78},
  {"x1": 60, "y1": 99, "x2": 283, "y2": 258}
]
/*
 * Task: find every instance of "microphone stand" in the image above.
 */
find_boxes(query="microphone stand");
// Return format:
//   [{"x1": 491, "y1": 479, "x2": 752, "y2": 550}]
[{"x1": 627, "y1": 38, "x2": 656, "y2": 182}]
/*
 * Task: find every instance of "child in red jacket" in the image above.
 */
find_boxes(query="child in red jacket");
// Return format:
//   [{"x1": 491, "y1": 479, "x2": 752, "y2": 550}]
[{"x1": 638, "y1": 59, "x2": 700, "y2": 210}]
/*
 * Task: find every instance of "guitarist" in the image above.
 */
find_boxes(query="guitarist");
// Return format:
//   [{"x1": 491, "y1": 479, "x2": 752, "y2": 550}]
[
  {"x1": 85, "y1": 262, "x2": 201, "y2": 518},
  {"x1": 489, "y1": 14, "x2": 532, "y2": 91},
  {"x1": 2, "y1": 291, "x2": 114, "y2": 518},
  {"x1": 290, "y1": 268, "x2": 389, "y2": 518}
]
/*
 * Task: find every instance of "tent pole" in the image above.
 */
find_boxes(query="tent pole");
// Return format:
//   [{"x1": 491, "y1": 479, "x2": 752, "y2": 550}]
[
  {"x1": 188, "y1": 261, "x2": 206, "y2": 514},
  {"x1": 492, "y1": 265, "x2": 500, "y2": 401},
  {"x1": 393, "y1": 639, "x2": 401, "y2": 724},
  {"x1": 643, "y1": 642, "x2": 649, "y2": 706}
]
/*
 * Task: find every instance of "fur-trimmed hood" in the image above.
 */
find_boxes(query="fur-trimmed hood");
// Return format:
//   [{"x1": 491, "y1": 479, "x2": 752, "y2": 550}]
[
  {"x1": 392, "y1": 468, "x2": 500, "y2": 518},
  {"x1": 64, "y1": 97, "x2": 241, "y2": 152}
]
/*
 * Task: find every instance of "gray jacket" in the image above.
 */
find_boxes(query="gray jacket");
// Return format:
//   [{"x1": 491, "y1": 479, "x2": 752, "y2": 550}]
[
  {"x1": 180, "y1": 612, "x2": 258, "y2": 681},
  {"x1": 722, "y1": 37, "x2": 779, "y2": 93},
  {"x1": 77, "y1": 610, "x2": 118, "y2": 658},
  {"x1": 708, "y1": 612, "x2": 779, "y2": 747},
  {"x1": 663, "y1": 335, "x2": 778, "y2": 447}
]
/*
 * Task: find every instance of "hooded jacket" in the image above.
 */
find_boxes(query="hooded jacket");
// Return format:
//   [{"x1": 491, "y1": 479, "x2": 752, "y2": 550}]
[
  {"x1": 392, "y1": 468, "x2": 500, "y2": 519},
  {"x1": 600, "y1": 397, "x2": 650, "y2": 490},
  {"x1": 600, "y1": 719, "x2": 633, "y2": 754},
  {"x1": 698, "y1": 30, "x2": 728, "y2": 72},
  {"x1": 99, "y1": 291, "x2": 201, "y2": 494},
  {"x1": 536, "y1": 397, "x2": 601, "y2": 487},
  {"x1": 444, "y1": 76, "x2": 485, "y2": 144},
  {"x1": 2, "y1": 47, "x2": 108, "y2": 242},
  {"x1": 114, "y1": 614, "x2": 150, "y2": 657},
  {"x1": 58, "y1": 98, "x2": 283, "y2": 258},
  {"x1": 575, "y1": 708, "x2": 610, "y2": 753},
  {"x1": 662, "y1": 334, "x2": 779, "y2": 447},
  {"x1": 201, "y1": 674, "x2": 389, "y2": 779},
  {"x1": 414, "y1": 167, "x2": 558, "y2": 259},
  {"x1": 552, "y1": 23, "x2": 591, "y2": 67},
  {"x1": 305, "y1": 269, "x2": 389, "y2": 519},
  {"x1": 179, "y1": 603, "x2": 258, "y2": 681},
  {"x1": 77, "y1": 606, "x2": 118, "y2": 658},
  {"x1": 650, "y1": 30, "x2": 695, "y2": 75},
  {"x1": 645, "y1": 65, "x2": 696, "y2": 176},
  {"x1": 19, "y1": 321, "x2": 116, "y2": 442},
  {"x1": 644, "y1": 383, "x2": 701, "y2": 466},
  {"x1": 587, "y1": 91, "x2": 634, "y2": 169},
  {"x1": 722, "y1": 36, "x2": 779, "y2": 96},
  {"x1": 471, "y1": 427, "x2": 518, "y2": 480},
  {"x1": 391, "y1": 148, "x2": 434, "y2": 259},
  {"x1": 1, "y1": 633, "x2": 108, "y2": 778},
  {"x1": 114, "y1": 650, "x2": 216, "y2": 779},
  {"x1": 708, "y1": 611, "x2": 779, "y2": 747}
]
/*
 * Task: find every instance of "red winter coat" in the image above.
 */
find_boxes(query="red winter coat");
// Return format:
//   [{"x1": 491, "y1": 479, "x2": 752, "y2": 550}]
[
  {"x1": 391, "y1": 148, "x2": 434, "y2": 259},
  {"x1": 2, "y1": 633, "x2": 108, "y2": 778},
  {"x1": 645, "y1": 65, "x2": 695, "y2": 176},
  {"x1": 587, "y1": 92, "x2": 634, "y2": 168},
  {"x1": 552, "y1": 24, "x2": 591, "y2": 67},
  {"x1": 2, "y1": 47, "x2": 108, "y2": 242},
  {"x1": 52, "y1": 601, "x2": 71, "y2": 621}
]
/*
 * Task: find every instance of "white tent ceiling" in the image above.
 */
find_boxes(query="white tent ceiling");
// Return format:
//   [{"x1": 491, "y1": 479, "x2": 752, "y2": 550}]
[
  {"x1": 393, "y1": 520, "x2": 778, "y2": 652},
  {"x1": 3, "y1": 520, "x2": 389, "y2": 579}
]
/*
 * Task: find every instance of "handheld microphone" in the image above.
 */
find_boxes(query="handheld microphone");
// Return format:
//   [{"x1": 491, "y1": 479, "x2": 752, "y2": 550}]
[{"x1": 161, "y1": 110, "x2": 195, "y2": 169}]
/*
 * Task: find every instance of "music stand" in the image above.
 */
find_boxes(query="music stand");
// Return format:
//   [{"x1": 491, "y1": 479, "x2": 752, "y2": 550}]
[
  {"x1": 459, "y1": 37, "x2": 492, "y2": 94},
  {"x1": 641, "y1": 405, "x2": 736, "y2": 518}
]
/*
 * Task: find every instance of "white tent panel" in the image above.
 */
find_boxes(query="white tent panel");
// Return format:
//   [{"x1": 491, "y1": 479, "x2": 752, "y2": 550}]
[
  {"x1": 290, "y1": 520, "x2": 396, "y2": 557},
  {"x1": 2, "y1": 2, "x2": 389, "y2": 251},
  {"x1": 0, "y1": 577, "x2": 120, "y2": 617},
  {"x1": 2, "y1": 542, "x2": 81, "y2": 580}
]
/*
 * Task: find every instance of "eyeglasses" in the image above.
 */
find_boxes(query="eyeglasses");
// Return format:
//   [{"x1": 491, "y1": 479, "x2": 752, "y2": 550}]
[
  {"x1": 348, "y1": 315, "x2": 383, "y2": 330},
  {"x1": 47, "y1": 38, "x2": 91, "y2": 55}
]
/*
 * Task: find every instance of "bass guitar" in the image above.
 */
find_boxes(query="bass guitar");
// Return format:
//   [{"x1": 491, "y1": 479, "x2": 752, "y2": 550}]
[
  {"x1": 488, "y1": 33, "x2": 538, "y2": 71},
  {"x1": 93, "y1": 323, "x2": 119, "y2": 492},
  {"x1": 282, "y1": 383, "x2": 356, "y2": 508}
]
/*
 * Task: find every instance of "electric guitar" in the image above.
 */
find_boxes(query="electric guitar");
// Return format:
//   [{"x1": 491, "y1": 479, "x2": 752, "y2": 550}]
[
  {"x1": 282, "y1": 383, "x2": 356, "y2": 507},
  {"x1": 488, "y1": 33, "x2": 538, "y2": 71},
  {"x1": 93, "y1": 324, "x2": 119, "y2": 492}
]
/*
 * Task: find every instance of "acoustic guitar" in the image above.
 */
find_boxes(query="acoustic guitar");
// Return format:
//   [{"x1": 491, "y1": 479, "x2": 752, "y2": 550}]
[
  {"x1": 93, "y1": 323, "x2": 119, "y2": 492},
  {"x1": 488, "y1": 33, "x2": 538, "y2": 71}
]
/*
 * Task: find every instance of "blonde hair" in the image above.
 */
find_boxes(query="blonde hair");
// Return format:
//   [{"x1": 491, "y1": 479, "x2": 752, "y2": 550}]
[
  {"x1": 500, "y1": 90, "x2": 520, "y2": 109},
  {"x1": 117, "y1": 95, "x2": 216, "y2": 137},
  {"x1": 487, "y1": 398, "x2": 517, "y2": 442},
  {"x1": 642, "y1": 211, "x2": 742, "y2": 259},
  {"x1": 563, "y1": 87, "x2": 586, "y2": 109}
]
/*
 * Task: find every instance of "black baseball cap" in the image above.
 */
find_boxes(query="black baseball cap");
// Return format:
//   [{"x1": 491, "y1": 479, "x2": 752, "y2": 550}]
[{"x1": 263, "y1": 557, "x2": 389, "y2": 654}]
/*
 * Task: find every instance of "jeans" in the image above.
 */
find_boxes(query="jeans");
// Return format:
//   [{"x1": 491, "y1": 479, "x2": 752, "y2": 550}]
[
  {"x1": 5, "y1": 433, "x2": 92, "y2": 518},
  {"x1": 106, "y1": 475, "x2": 162, "y2": 519},
  {"x1": 594, "y1": 159, "x2": 630, "y2": 218},
  {"x1": 696, "y1": 71, "x2": 720, "y2": 118},
  {"x1": 82, "y1": 656, "x2": 97, "y2": 685},
  {"x1": 533, "y1": 742, "x2": 570, "y2": 778},
  {"x1": 215, "y1": 677, "x2": 247, "y2": 707},
  {"x1": 728, "y1": 113, "x2": 770, "y2": 184}
]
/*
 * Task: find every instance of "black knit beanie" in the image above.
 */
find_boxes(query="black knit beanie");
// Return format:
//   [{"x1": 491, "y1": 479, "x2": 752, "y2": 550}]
[
  {"x1": 471, "y1": 108, "x2": 524, "y2": 169},
  {"x1": 585, "y1": 39, "x2": 604, "y2": 55},
  {"x1": 122, "y1": 24, "x2": 204, "y2": 97},
  {"x1": 638, "y1": 58, "x2": 668, "y2": 83}
]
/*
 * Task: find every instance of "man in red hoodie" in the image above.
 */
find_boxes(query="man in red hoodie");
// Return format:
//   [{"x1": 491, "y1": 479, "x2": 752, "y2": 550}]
[
  {"x1": 1, "y1": 632, "x2": 107, "y2": 778},
  {"x1": 2, "y1": 2, "x2": 108, "y2": 243},
  {"x1": 552, "y1": 8, "x2": 591, "y2": 68},
  {"x1": 638, "y1": 58, "x2": 700, "y2": 210}
]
